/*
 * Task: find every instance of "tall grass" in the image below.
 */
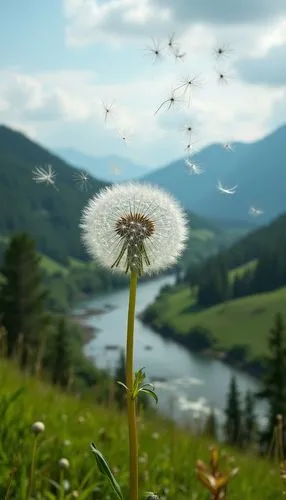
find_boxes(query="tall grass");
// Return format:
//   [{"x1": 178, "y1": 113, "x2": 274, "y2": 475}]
[{"x1": 0, "y1": 359, "x2": 284, "y2": 499}]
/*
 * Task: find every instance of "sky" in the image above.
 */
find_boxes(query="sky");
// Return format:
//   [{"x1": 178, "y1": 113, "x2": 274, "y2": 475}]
[{"x1": 0, "y1": 0, "x2": 285, "y2": 168}]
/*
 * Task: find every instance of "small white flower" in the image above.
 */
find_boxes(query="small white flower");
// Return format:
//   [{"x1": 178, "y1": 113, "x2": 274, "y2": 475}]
[
  {"x1": 58, "y1": 458, "x2": 70, "y2": 470},
  {"x1": 80, "y1": 182, "x2": 188, "y2": 276},
  {"x1": 31, "y1": 421, "x2": 45, "y2": 435}
]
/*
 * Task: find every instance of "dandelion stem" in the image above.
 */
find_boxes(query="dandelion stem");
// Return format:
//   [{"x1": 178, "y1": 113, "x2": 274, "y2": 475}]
[
  {"x1": 25, "y1": 437, "x2": 38, "y2": 500},
  {"x1": 126, "y1": 270, "x2": 138, "y2": 500}
]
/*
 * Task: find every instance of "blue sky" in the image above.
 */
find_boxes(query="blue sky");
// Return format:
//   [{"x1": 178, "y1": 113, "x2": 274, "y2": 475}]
[{"x1": 0, "y1": 0, "x2": 285, "y2": 167}]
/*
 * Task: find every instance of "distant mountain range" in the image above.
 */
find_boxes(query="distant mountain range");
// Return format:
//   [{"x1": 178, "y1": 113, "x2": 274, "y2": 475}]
[
  {"x1": 0, "y1": 125, "x2": 248, "y2": 269},
  {"x1": 55, "y1": 148, "x2": 150, "y2": 182},
  {"x1": 141, "y1": 124, "x2": 286, "y2": 224}
]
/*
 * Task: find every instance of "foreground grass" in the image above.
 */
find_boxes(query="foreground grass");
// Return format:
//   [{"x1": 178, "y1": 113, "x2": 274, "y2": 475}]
[
  {"x1": 0, "y1": 360, "x2": 284, "y2": 499},
  {"x1": 147, "y1": 284, "x2": 286, "y2": 359}
]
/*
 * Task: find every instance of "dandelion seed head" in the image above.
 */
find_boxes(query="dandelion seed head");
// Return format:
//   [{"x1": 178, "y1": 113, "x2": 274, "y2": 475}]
[
  {"x1": 80, "y1": 182, "x2": 189, "y2": 276},
  {"x1": 58, "y1": 458, "x2": 70, "y2": 470},
  {"x1": 31, "y1": 421, "x2": 45, "y2": 435}
]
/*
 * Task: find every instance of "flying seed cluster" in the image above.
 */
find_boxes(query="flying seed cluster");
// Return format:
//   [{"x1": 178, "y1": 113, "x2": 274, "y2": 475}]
[{"x1": 31, "y1": 35, "x2": 264, "y2": 217}]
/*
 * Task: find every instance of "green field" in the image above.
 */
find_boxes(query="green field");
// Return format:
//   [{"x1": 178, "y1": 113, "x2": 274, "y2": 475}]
[
  {"x1": 0, "y1": 359, "x2": 283, "y2": 498},
  {"x1": 147, "y1": 284, "x2": 286, "y2": 359}
]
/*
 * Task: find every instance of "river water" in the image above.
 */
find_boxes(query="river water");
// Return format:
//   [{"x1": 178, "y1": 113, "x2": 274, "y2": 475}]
[{"x1": 80, "y1": 275, "x2": 266, "y2": 431}]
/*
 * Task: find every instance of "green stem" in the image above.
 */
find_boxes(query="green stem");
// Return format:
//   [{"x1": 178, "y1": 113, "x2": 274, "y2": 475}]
[
  {"x1": 25, "y1": 437, "x2": 38, "y2": 500},
  {"x1": 126, "y1": 271, "x2": 138, "y2": 500}
]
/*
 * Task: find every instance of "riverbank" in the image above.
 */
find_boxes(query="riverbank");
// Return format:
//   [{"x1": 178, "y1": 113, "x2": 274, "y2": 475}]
[{"x1": 138, "y1": 310, "x2": 265, "y2": 379}]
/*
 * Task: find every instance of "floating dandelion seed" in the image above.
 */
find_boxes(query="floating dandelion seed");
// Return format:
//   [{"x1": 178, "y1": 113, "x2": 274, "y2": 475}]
[
  {"x1": 217, "y1": 180, "x2": 237, "y2": 194},
  {"x1": 183, "y1": 139, "x2": 200, "y2": 155},
  {"x1": 216, "y1": 68, "x2": 232, "y2": 85},
  {"x1": 174, "y1": 74, "x2": 202, "y2": 105},
  {"x1": 144, "y1": 38, "x2": 164, "y2": 63},
  {"x1": 173, "y1": 47, "x2": 187, "y2": 62},
  {"x1": 223, "y1": 142, "x2": 235, "y2": 152},
  {"x1": 101, "y1": 99, "x2": 116, "y2": 123},
  {"x1": 73, "y1": 170, "x2": 90, "y2": 191},
  {"x1": 249, "y1": 206, "x2": 264, "y2": 216},
  {"x1": 213, "y1": 43, "x2": 233, "y2": 60},
  {"x1": 167, "y1": 32, "x2": 178, "y2": 54},
  {"x1": 32, "y1": 165, "x2": 58, "y2": 189},
  {"x1": 154, "y1": 89, "x2": 182, "y2": 115},
  {"x1": 185, "y1": 158, "x2": 203, "y2": 175},
  {"x1": 117, "y1": 128, "x2": 133, "y2": 145},
  {"x1": 183, "y1": 124, "x2": 197, "y2": 141},
  {"x1": 80, "y1": 183, "x2": 188, "y2": 276}
]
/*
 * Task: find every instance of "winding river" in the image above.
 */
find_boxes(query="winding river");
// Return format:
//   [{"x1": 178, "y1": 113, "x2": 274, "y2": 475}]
[{"x1": 80, "y1": 275, "x2": 266, "y2": 431}]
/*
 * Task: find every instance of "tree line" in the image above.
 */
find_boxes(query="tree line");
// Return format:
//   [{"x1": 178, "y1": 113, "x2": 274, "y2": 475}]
[
  {"x1": 0, "y1": 232, "x2": 113, "y2": 400},
  {"x1": 206, "y1": 313, "x2": 286, "y2": 455}
]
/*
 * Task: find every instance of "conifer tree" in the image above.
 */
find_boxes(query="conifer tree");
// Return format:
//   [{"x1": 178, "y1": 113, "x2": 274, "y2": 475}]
[
  {"x1": 257, "y1": 313, "x2": 286, "y2": 447},
  {"x1": 0, "y1": 232, "x2": 50, "y2": 367},
  {"x1": 224, "y1": 375, "x2": 242, "y2": 446},
  {"x1": 49, "y1": 316, "x2": 74, "y2": 388},
  {"x1": 242, "y1": 390, "x2": 256, "y2": 448},
  {"x1": 203, "y1": 408, "x2": 218, "y2": 440}
]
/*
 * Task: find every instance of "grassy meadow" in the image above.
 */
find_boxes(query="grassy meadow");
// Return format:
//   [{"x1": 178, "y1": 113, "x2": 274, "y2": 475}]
[
  {"x1": 0, "y1": 359, "x2": 284, "y2": 499},
  {"x1": 145, "y1": 280, "x2": 286, "y2": 360}
]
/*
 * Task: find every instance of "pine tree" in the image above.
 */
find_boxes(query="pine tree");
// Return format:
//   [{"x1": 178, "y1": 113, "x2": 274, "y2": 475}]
[
  {"x1": 203, "y1": 408, "x2": 218, "y2": 440},
  {"x1": 242, "y1": 390, "x2": 256, "y2": 448},
  {"x1": 0, "y1": 232, "x2": 50, "y2": 367},
  {"x1": 257, "y1": 313, "x2": 286, "y2": 447},
  {"x1": 224, "y1": 375, "x2": 242, "y2": 446},
  {"x1": 49, "y1": 316, "x2": 74, "y2": 388}
]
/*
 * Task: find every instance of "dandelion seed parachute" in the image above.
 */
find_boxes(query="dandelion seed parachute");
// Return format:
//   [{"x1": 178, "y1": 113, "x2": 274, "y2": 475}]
[{"x1": 80, "y1": 182, "x2": 189, "y2": 276}]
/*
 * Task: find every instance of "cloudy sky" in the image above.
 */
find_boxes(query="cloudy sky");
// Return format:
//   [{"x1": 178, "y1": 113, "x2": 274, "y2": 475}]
[{"x1": 0, "y1": 0, "x2": 285, "y2": 168}]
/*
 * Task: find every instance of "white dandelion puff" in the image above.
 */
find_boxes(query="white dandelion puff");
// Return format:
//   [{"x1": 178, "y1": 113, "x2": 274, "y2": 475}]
[
  {"x1": 32, "y1": 165, "x2": 58, "y2": 189},
  {"x1": 217, "y1": 180, "x2": 237, "y2": 194},
  {"x1": 80, "y1": 182, "x2": 189, "y2": 276},
  {"x1": 58, "y1": 458, "x2": 70, "y2": 470},
  {"x1": 31, "y1": 421, "x2": 45, "y2": 435},
  {"x1": 73, "y1": 170, "x2": 90, "y2": 191}
]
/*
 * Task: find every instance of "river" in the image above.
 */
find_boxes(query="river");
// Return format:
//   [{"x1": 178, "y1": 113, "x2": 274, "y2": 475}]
[{"x1": 79, "y1": 275, "x2": 267, "y2": 431}]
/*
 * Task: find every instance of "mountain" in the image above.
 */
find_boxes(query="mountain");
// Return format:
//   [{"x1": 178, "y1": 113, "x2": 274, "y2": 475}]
[
  {"x1": 0, "y1": 125, "x2": 252, "y2": 272},
  {"x1": 0, "y1": 125, "x2": 107, "y2": 264},
  {"x1": 55, "y1": 148, "x2": 150, "y2": 182},
  {"x1": 141, "y1": 124, "x2": 286, "y2": 223}
]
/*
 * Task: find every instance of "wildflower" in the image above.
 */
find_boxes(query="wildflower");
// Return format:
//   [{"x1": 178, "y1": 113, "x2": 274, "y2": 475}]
[
  {"x1": 151, "y1": 432, "x2": 160, "y2": 440},
  {"x1": 63, "y1": 439, "x2": 71, "y2": 447},
  {"x1": 31, "y1": 421, "x2": 45, "y2": 435},
  {"x1": 58, "y1": 458, "x2": 70, "y2": 470},
  {"x1": 80, "y1": 182, "x2": 188, "y2": 277},
  {"x1": 196, "y1": 447, "x2": 238, "y2": 499},
  {"x1": 71, "y1": 491, "x2": 79, "y2": 498},
  {"x1": 78, "y1": 415, "x2": 85, "y2": 424}
]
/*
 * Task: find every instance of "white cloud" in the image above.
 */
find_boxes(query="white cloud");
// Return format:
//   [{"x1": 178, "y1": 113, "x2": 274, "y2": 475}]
[
  {"x1": 0, "y1": 62, "x2": 284, "y2": 167},
  {"x1": 63, "y1": 0, "x2": 286, "y2": 47}
]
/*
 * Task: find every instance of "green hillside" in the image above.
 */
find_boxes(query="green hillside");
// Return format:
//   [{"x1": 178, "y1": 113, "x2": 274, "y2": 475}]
[
  {"x1": 0, "y1": 125, "x2": 248, "y2": 273},
  {"x1": 142, "y1": 283, "x2": 286, "y2": 360},
  {"x1": 0, "y1": 359, "x2": 283, "y2": 499}
]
